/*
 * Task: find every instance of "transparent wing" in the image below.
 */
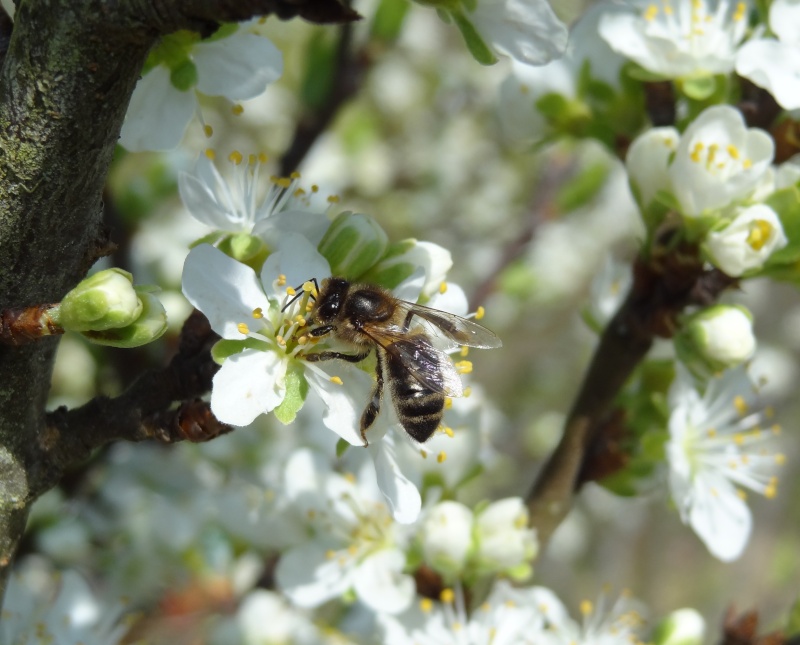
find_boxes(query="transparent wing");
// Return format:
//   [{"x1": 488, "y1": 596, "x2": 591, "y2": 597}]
[
  {"x1": 364, "y1": 329, "x2": 465, "y2": 397},
  {"x1": 389, "y1": 300, "x2": 503, "y2": 351}
]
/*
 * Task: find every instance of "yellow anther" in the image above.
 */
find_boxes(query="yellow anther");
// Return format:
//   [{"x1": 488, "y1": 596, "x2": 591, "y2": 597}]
[
  {"x1": 420, "y1": 449, "x2": 428, "y2": 458},
  {"x1": 455, "y1": 360, "x2": 473, "y2": 374},
  {"x1": 444, "y1": 397, "x2": 453, "y2": 409},
  {"x1": 237, "y1": 322, "x2": 250, "y2": 335},
  {"x1": 726, "y1": 144, "x2": 740, "y2": 159},
  {"x1": 203, "y1": 124, "x2": 213, "y2": 138},
  {"x1": 475, "y1": 306, "x2": 485, "y2": 320},
  {"x1": 746, "y1": 220, "x2": 773, "y2": 251},
  {"x1": 481, "y1": 602, "x2": 491, "y2": 612},
  {"x1": 274, "y1": 176, "x2": 292, "y2": 189},
  {"x1": 231, "y1": 103, "x2": 244, "y2": 116},
  {"x1": 306, "y1": 302, "x2": 314, "y2": 312},
  {"x1": 775, "y1": 453, "x2": 786, "y2": 465},
  {"x1": 258, "y1": 152, "x2": 269, "y2": 164},
  {"x1": 330, "y1": 376, "x2": 344, "y2": 385},
  {"x1": 439, "y1": 282, "x2": 448, "y2": 294},
  {"x1": 290, "y1": 171, "x2": 302, "y2": 179},
  {"x1": 733, "y1": 1, "x2": 746, "y2": 20},
  {"x1": 348, "y1": 545, "x2": 358, "y2": 556},
  {"x1": 710, "y1": 487, "x2": 719, "y2": 497},
  {"x1": 743, "y1": 158, "x2": 753, "y2": 169},
  {"x1": 228, "y1": 150, "x2": 243, "y2": 165},
  {"x1": 327, "y1": 194, "x2": 340, "y2": 203},
  {"x1": 252, "y1": 308, "x2": 264, "y2": 319},
  {"x1": 452, "y1": 622, "x2": 463, "y2": 631},
  {"x1": 325, "y1": 549, "x2": 336, "y2": 559},
  {"x1": 580, "y1": 600, "x2": 593, "y2": 616},
  {"x1": 437, "y1": 451, "x2": 447, "y2": 463},
  {"x1": 643, "y1": 4, "x2": 658, "y2": 20},
  {"x1": 733, "y1": 433, "x2": 745, "y2": 446},
  {"x1": 297, "y1": 335, "x2": 308, "y2": 345},
  {"x1": 707, "y1": 428, "x2": 717, "y2": 438},
  {"x1": 463, "y1": 386, "x2": 472, "y2": 397},
  {"x1": 772, "y1": 424, "x2": 782, "y2": 435},
  {"x1": 765, "y1": 483, "x2": 777, "y2": 499},
  {"x1": 276, "y1": 335, "x2": 286, "y2": 346},
  {"x1": 736, "y1": 489, "x2": 747, "y2": 500},
  {"x1": 295, "y1": 315, "x2": 307, "y2": 326},
  {"x1": 444, "y1": 426, "x2": 454, "y2": 438},
  {"x1": 307, "y1": 509, "x2": 316, "y2": 519},
  {"x1": 248, "y1": 153, "x2": 257, "y2": 165},
  {"x1": 286, "y1": 287, "x2": 297, "y2": 296},
  {"x1": 204, "y1": 148, "x2": 216, "y2": 160},
  {"x1": 690, "y1": 142, "x2": 704, "y2": 163},
  {"x1": 277, "y1": 274, "x2": 287, "y2": 286},
  {"x1": 311, "y1": 184, "x2": 319, "y2": 193},
  {"x1": 707, "y1": 143, "x2": 718, "y2": 165},
  {"x1": 420, "y1": 598, "x2": 433, "y2": 613},
  {"x1": 343, "y1": 471, "x2": 356, "y2": 483},
  {"x1": 440, "y1": 588, "x2": 455, "y2": 603},
  {"x1": 765, "y1": 406, "x2": 775, "y2": 419},
  {"x1": 460, "y1": 346, "x2": 469, "y2": 357},
  {"x1": 733, "y1": 395, "x2": 748, "y2": 415}
]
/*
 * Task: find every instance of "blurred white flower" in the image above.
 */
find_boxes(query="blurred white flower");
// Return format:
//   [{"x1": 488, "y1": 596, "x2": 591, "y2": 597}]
[
  {"x1": 666, "y1": 366, "x2": 783, "y2": 561},
  {"x1": 274, "y1": 450, "x2": 416, "y2": 614},
  {"x1": 418, "y1": 501, "x2": 474, "y2": 575},
  {"x1": 2, "y1": 558, "x2": 130, "y2": 645},
  {"x1": 120, "y1": 28, "x2": 282, "y2": 151},
  {"x1": 598, "y1": 0, "x2": 748, "y2": 80},
  {"x1": 625, "y1": 126, "x2": 679, "y2": 211},
  {"x1": 736, "y1": 0, "x2": 800, "y2": 110},
  {"x1": 473, "y1": 497, "x2": 538, "y2": 576},
  {"x1": 682, "y1": 305, "x2": 756, "y2": 370}
]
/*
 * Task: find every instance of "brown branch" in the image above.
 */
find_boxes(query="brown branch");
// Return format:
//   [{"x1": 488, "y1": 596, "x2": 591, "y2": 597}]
[
  {"x1": 527, "y1": 243, "x2": 736, "y2": 547},
  {"x1": 35, "y1": 311, "x2": 223, "y2": 496}
]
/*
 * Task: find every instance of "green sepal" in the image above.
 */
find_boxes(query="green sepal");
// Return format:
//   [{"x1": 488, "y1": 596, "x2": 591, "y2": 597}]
[
  {"x1": 624, "y1": 63, "x2": 669, "y2": 83},
  {"x1": 273, "y1": 362, "x2": 309, "y2": 424},
  {"x1": 189, "y1": 231, "x2": 227, "y2": 249},
  {"x1": 336, "y1": 438, "x2": 351, "y2": 458},
  {"x1": 81, "y1": 292, "x2": 167, "y2": 348},
  {"x1": 210, "y1": 337, "x2": 270, "y2": 364},
  {"x1": 763, "y1": 184, "x2": 800, "y2": 267},
  {"x1": 505, "y1": 562, "x2": 533, "y2": 582},
  {"x1": 206, "y1": 22, "x2": 239, "y2": 43},
  {"x1": 170, "y1": 59, "x2": 199, "y2": 92},
  {"x1": 217, "y1": 233, "x2": 269, "y2": 267},
  {"x1": 450, "y1": 10, "x2": 498, "y2": 66},
  {"x1": 679, "y1": 75, "x2": 716, "y2": 101},
  {"x1": 318, "y1": 211, "x2": 389, "y2": 279},
  {"x1": 371, "y1": 0, "x2": 410, "y2": 42}
]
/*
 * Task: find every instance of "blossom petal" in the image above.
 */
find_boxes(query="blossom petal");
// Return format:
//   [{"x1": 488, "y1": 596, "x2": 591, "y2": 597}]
[
  {"x1": 468, "y1": 0, "x2": 568, "y2": 66},
  {"x1": 736, "y1": 39, "x2": 800, "y2": 110},
  {"x1": 368, "y1": 433, "x2": 422, "y2": 524},
  {"x1": 305, "y1": 362, "x2": 373, "y2": 447},
  {"x1": 182, "y1": 244, "x2": 270, "y2": 338},
  {"x1": 351, "y1": 550, "x2": 415, "y2": 614},
  {"x1": 179, "y1": 156, "x2": 243, "y2": 231},
  {"x1": 119, "y1": 66, "x2": 195, "y2": 152},
  {"x1": 687, "y1": 471, "x2": 752, "y2": 561},
  {"x1": 275, "y1": 543, "x2": 353, "y2": 608},
  {"x1": 194, "y1": 32, "x2": 283, "y2": 100},
  {"x1": 211, "y1": 348, "x2": 287, "y2": 426},
  {"x1": 259, "y1": 233, "x2": 331, "y2": 299}
]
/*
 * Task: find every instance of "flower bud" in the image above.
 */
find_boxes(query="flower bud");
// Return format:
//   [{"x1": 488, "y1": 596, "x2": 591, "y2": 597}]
[
  {"x1": 676, "y1": 305, "x2": 756, "y2": 375},
  {"x1": 82, "y1": 291, "x2": 167, "y2": 348},
  {"x1": 704, "y1": 204, "x2": 787, "y2": 277},
  {"x1": 473, "y1": 497, "x2": 538, "y2": 577},
  {"x1": 317, "y1": 212, "x2": 389, "y2": 279},
  {"x1": 217, "y1": 232, "x2": 268, "y2": 268},
  {"x1": 58, "y1": 269, "x2": 142, "y2": 332},
  {"x1": 418, "y1": 501, "x2": 473, "y2": 576},
  {"x1": 652, "y1": 608, "x2": 705, "y2": 645},
  {"x1": 361, "y1": 240, "x2": 452, "y2": 297}
]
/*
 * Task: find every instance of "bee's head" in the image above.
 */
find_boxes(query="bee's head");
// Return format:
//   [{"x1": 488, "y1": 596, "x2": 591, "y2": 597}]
[{"x1": 313, "y1": 277, "x2": 350, "y2": 323}]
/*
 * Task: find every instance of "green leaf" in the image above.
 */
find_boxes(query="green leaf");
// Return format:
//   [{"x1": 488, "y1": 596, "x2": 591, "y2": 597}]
[
  {"x1": 764, "y1": 184, "x2": 800, "y2": 266},
  {"x1": 371, "y1": 0, "x2": 410, "y2": 41},
  {"x1": 787, "y1": 598, "x2": 800, "y2": 637},
  {"x1": 450, "y1": 11, "x2": 497, "y2": 66},
  {"x1": 680, "y1": 75, "x2": 716, "y2": 101},
  {"x1": 300, "y1": 30, "x2": 337, "y2": 110},
  {"x1": 555, "y1": 162, "x2": 609, "y2": 212},
  {"x1": 273, "y1": 362, "x2": 309, "y2": 424}
]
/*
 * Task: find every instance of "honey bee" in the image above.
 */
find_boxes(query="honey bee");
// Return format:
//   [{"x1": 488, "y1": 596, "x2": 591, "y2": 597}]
[{"x1": 298, "y1": 277, "x2": 502, "y2": 446}]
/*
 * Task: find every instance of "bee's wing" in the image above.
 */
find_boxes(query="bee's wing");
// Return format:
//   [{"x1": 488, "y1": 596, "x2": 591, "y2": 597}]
[
  {"x1": 364, "y1": 327, "x2": 465, "y2": 397},
  {"x1": 393, "y1": 301, "x2": 503, "y2": 351}
]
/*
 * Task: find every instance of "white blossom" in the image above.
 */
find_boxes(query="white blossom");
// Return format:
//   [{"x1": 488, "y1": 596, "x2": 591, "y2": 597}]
[{"x1": 666, "y1": 366, "x2": 783, "y2": 561}]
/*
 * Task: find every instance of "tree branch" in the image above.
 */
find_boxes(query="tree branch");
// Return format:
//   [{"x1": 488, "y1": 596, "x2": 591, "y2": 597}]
[
  {"x1": 0, "y1": 0, "x2": 355, "y2": 603},
  {"x1": 527, "y1": 244, "x2": 736, "y2": 546}
]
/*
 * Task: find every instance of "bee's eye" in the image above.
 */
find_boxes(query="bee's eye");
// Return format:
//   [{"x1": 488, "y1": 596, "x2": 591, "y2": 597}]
[{"x1": 316, "y1": 298, "x2": 340, "y2": 321}]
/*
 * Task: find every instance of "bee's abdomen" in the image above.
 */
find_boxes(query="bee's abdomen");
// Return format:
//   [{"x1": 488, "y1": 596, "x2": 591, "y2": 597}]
[{"x1": 387, "y1": 349, "x2": 444, "y2": 443}]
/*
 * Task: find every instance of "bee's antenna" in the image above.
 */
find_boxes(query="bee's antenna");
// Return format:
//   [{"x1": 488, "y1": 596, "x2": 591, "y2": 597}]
[{"x1": 281, "y1": 278, "x2": 320, "y2": 312}]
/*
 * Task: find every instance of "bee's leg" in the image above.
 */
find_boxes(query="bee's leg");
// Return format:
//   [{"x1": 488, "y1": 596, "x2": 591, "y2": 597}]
[
  {"x1": 360, "y1": 350, "x2": 384, "y2": 446},
  {"x1": 401, "y1": 310, "x2": 415, "y2": 332},
  {"x1": 304, "y1": 350, "x2": 370, "y2": 363},
  {"x1": 309, "y1": 325, "x2": 336, "y2": 338}
]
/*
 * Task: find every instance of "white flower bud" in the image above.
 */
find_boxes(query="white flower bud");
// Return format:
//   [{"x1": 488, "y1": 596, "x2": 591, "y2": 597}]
[
  {"x1": 474, "y1": 497, "x2": 538, "y2": 575},
  {"x1": 678, "y1": 305, "x2": 756, "y2": 374},
  {"x1": 58, "y1": 268, "x2": 142, "y2": 332},
  {"x1": 419, "y1": 501, "x2": 473, "y2": 576},
  {"x1": 652, "y1": 608, "x2": 705, "y2": 645},
  {"x1": 704, "y1": 204, "x2": 787, "y2": 276}
]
